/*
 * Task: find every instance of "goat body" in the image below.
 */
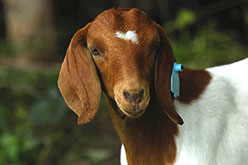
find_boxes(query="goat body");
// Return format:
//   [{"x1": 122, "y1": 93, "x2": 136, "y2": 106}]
[{"x1": 57, "y1": 8, "x2": 248, "y2": 165}]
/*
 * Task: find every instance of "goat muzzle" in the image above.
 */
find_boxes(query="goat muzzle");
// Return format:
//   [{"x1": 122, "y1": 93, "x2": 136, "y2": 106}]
[{"x1": 114, "y1": 81, "x2": 150, "y2": 118}]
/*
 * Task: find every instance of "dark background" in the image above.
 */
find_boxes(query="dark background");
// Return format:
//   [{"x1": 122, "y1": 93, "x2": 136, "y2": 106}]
[{"x1": 0, "y1": 0, "x2": 247, "y2": 164}]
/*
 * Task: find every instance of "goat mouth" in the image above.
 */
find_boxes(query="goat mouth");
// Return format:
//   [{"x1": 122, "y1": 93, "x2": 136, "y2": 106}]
[
  {"x1": 115, "y1": 97, "x2": 149, "y2": 118},
  {"x1": 116, "y1": 97, "x2": 150, "y2": 118},
  {"x1": 122, "y1": 108, "x2": 145, "y2": 118}
]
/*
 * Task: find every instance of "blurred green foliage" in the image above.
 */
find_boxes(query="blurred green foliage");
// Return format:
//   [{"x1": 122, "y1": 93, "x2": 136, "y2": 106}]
[
  {"x1": 0, "y1": 69, "x2": 65, "y2": 164},
  {"x1": 165, "y1": 9, "x2": 247, "y2": 68},
  {"x1": 0, "y1": 68, "x2": 120, "y2": 164},
  {"x1": 0, "y1": 4, "x2": 247, "y2": 165},
  {"x1": 175, "y1": 9, "x2": 196, "y2": 30}
]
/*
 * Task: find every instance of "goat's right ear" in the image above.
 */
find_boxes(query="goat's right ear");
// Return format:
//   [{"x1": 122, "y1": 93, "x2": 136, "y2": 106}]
[
  {"x1": 58, "y1": 23, "x2": 101, "y2": 125},
  {"x1": 155, "y1": 23, "x2": 184, "y2": 125}
]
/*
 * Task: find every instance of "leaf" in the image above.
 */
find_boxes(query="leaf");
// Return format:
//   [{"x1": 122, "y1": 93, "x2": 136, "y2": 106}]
[{"x1": 175, "y1": 9, "x2": 196, "y2": 30}]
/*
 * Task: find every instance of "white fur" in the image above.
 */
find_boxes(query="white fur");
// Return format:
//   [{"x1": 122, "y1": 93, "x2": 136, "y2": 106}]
[
  {"x1": 120, "y1": 144, "x2": 128, "y2": 165},
  {"x1": 121, "y1": 58, "x2": 248, "y2": 165},
  {"x1": 175, "y1": 58, "x2": 248, "y2": 165},
  {"x1": 116, "y1": 31, "x2": 139, "y2": 44}
]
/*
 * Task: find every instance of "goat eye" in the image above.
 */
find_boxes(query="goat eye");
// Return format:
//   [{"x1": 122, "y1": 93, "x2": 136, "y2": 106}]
[{"x1": 91, "y1": 49, "x2": 101, "y2": 57}]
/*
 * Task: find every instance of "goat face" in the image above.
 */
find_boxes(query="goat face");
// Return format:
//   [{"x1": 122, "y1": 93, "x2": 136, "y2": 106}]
[
  {"x1": 58, "y1": 8, "x2": 183, "y2": 125},
  {"x1": 86, "y1": 11, "x2": 160, "y2": 118}
]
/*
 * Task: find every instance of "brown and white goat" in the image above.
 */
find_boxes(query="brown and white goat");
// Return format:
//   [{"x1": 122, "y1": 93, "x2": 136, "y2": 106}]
[{"x1": 58, "y1": 8, "x2": 248, "y2": 165}]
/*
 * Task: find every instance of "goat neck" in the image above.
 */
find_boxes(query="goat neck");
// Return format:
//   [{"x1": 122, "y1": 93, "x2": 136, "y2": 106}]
[{"x1": 107, "y1": 93, "x2": 178, "y2": 165}]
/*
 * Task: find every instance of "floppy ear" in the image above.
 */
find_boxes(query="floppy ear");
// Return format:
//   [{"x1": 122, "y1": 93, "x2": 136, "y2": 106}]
[
  {"x1": 155, "y1": 24, "x2": 184, "y2": 125},
  {"x1": 58, "y1": 23, "x2": 101, "y2": 125}
]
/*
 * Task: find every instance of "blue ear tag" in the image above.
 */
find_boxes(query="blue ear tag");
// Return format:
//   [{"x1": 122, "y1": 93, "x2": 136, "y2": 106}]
[{"x1": 171, "y1": 62, "x2": 183, "y2": 98}]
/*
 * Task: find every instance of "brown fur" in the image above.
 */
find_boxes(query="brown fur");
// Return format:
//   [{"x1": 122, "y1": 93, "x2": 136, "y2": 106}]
[
  {"x1": 107, "y1": 94, "x2": 178, "y2": 165},
  {"x1": 58, "y1": 22, "x2": 101, "y2": 124},
  {"x1": 58, "y1": 8, "x2": 211, "y2": 165},
  {"x1": 178, "y1": 69, "x2": 211, "y2": 104}
]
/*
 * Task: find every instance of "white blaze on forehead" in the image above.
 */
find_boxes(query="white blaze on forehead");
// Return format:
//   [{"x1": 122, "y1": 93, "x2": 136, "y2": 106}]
[{"x1": 115, "y1": 31, "x2": 139, "y2": 44}]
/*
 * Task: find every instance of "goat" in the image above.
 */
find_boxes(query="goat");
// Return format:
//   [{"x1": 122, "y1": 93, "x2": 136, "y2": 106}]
[{"x1": 58, "y1": 8, "x2": 248, "y2": 165}]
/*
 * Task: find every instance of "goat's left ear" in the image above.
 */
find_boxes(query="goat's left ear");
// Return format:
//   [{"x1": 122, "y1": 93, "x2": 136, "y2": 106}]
[
  {"x1": 58, "y1": 23, "x2": 101, "y2": 125},
  {"x1": 155, "y1": 23, "x2": 184, "y2": 125}
]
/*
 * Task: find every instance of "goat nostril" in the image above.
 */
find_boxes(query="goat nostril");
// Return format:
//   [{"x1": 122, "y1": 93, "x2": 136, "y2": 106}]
[
  {"x1": 139, "y1": 89, "x2": 144, "y2": 98},
  {"x1": 135, "y1": 89, "x2": 144, "y2": 103},
  {"x1": 123, "y1": 89, "x2": 144, "y2": 104},
  {"x1": 123, "y1": 91, "x2": 130, "y2": 99}
]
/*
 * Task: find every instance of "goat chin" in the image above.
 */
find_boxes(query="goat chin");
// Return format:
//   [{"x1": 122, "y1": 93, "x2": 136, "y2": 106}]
[{"x1": 57, "y1": 7, "x2": 248, "y2": 165}]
